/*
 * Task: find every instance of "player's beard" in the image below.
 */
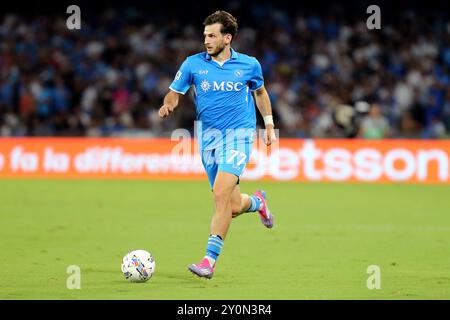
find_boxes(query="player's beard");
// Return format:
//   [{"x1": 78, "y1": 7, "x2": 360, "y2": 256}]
[{"x1": 209, "y1": 42, "x2": 226, "y2": 57}]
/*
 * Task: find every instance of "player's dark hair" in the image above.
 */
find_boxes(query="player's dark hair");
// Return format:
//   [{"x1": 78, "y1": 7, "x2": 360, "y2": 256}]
[{"x1": 203, "y1": 10, "x2": 238, "y2": 41}]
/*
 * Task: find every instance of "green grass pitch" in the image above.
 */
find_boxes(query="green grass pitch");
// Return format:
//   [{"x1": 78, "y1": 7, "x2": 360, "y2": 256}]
[{"x1": 0, "y1": 179, "x2": 449, "y2": 299}]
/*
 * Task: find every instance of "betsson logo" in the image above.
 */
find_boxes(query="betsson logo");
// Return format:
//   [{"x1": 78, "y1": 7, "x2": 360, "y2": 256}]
[
  {"x1": 68, "y1": 141, "x2": 449, "y2": 182},
  {"x1": 243, "y1": 140, "x2": 449, "y2": 182}
]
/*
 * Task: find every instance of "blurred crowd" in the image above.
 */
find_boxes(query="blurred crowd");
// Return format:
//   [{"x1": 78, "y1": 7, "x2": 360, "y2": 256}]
[{"x1": 1, "y1": 3, "x2": 449, "y2": 138}]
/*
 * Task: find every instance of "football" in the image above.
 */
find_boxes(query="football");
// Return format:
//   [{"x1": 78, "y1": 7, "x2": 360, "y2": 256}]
[{"x1": 121, "y1": 250, "x2": 156, "y2": 282}]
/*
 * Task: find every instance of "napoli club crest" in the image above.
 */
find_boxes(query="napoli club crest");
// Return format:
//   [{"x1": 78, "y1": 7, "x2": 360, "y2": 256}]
[{"x1": 234, "y1": 70, "x2": 244, "y2": 77}]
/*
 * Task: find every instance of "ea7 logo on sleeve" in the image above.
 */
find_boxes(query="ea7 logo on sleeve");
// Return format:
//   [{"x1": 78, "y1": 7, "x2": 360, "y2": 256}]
[
  {"x1": 199, "y1": 70, "x2": 209, "y2": 75},
  {"x1": 175, "y1": 71, "x2": 182, "y2": 80}
]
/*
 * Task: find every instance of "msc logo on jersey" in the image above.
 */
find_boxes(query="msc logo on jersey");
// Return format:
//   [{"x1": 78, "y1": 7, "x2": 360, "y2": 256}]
[{"x1": 200, "y1": 80, "x2": 245, "y2": 93}]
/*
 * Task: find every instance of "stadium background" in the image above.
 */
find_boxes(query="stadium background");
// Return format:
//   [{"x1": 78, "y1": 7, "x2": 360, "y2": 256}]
[
  {"x1": 1, "y1": 0, "x2": 450, "y2": 300},
  {"x1": 1, "y1": 0, "x2": 449, "y2": 139}
]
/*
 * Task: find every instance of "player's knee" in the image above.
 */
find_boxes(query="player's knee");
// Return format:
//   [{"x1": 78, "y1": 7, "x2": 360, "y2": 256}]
[{"x1": 213, "y1": 188, "x2": 230, "y2": 207}]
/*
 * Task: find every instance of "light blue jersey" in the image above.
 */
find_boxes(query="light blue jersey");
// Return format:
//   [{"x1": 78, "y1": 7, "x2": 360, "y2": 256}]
[{"x1": 169, "y1": 48, "x2": 264, "y2": 151}]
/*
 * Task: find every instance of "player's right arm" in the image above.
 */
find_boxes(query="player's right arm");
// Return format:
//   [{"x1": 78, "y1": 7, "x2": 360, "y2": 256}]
[
  {"x1": 158, "y1": 90, "x2": 181, "y2": 118},
  {"x1": 159, "y1": 58, "x2": 193, "y2": 119}
]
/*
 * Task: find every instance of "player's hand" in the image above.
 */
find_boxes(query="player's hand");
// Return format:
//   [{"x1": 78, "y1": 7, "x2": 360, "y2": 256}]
[
  {"x1": 264, "y1": 124, "x2": 277, "y2": 146},
  {"x1": 158, "y1": 104, "x2": 173, "y2": 118}
]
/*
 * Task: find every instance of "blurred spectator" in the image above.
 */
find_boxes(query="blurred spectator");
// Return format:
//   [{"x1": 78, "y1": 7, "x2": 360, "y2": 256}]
[{"x1": 359, "y1": 103, "x2": 390, "y2": 139}]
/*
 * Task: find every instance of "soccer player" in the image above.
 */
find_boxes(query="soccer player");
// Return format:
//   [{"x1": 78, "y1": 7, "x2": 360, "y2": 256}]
[{"x1": 158, "y1": 10, "x2": 276, "y2": 279}]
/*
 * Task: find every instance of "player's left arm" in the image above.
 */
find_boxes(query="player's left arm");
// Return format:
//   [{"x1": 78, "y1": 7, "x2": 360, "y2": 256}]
[{"x1": 254, "y1": 86, "x2": 277, "y2": 146}]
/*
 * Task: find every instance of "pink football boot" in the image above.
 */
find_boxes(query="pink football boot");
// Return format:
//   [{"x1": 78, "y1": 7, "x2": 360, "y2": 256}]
[{"x1": 254, "y1": 190, "x2": 274, "y2": 228}]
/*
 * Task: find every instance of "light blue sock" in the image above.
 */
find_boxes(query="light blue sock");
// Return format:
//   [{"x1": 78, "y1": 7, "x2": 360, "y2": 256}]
[
  {"x1": 205, "y1": 235, "x2": 224, "y2": 266},
  {"x1": 246, "y1": 195, "x2": 262, "y2": 212}
]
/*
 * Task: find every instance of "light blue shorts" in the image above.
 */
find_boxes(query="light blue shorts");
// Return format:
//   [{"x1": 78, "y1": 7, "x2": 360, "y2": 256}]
[{"x1": 201, "y1": 139, "x2": 253, "y2": 189}]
